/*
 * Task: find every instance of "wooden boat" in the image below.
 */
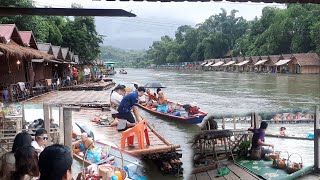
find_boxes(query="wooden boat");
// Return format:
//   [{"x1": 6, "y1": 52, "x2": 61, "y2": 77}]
[
  {"x1": 73, "y1": 140, "x2": 147, "y2": 179},
  {"x1": 119, "y1": 69, "x2": 127, "y2": 74},
  {"x1": 265, "y1": 134, "x2": 313, "y2": 141},
  {"x1": 137, "y1": 101, "x2": 207, "y2": 124}
]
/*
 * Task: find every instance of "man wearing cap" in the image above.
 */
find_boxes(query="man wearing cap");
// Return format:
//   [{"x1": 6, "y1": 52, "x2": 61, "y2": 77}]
[{"x1": 116, "y1": 86, "x2": 146, "y2": 124}]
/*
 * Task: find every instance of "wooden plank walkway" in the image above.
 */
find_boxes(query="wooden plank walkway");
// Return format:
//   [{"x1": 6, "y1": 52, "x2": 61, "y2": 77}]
[
  {"x1": 24, "y1": 91, "x2": 111, "y2": 106},
  {"x1": 72, "y1": 108, "x2": 180, "y2": 155},
  {"x1": 190, "y1": 164, "x2": 262, "y2": 180}
]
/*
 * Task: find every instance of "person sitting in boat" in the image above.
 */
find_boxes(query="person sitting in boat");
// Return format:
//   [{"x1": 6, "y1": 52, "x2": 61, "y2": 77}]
[
  {"x1": 72, "y1": 133, "x2": 95, "y2": 154},
  {"x1": 110, "y1": 84, "x2": 126, "y2": 109},
  {"x1": 248, "y1": 121, "x2": 274, "y2": 160},
  {"x1": 280, "y1": 127, "x2": 286, "y2": 136},
  {"x1": 115, "y1": 87, "x2": 145, "y2": 126}
]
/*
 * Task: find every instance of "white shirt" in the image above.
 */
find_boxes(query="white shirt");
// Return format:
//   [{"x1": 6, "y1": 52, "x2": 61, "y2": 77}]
[
  {"x1": 110, "y1": 92, "x2": 123, "y2": 107},
  {"x1": 84, "y1": 68, "x2": 91, "y2": 76},
  {"x1": 31, "y1": 141, "x2": 44, "y2": 154}
]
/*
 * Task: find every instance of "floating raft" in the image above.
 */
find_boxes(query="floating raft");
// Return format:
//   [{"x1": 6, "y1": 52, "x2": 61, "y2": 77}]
[
  {"x1": 73, "y1": 108, "x2": 183, "y2": 176},
  {"x1": 73, "y1": 108, "x2": 180, "y2": 155},
  {"x1": 24, "y1": 91, "x2": 111, "y2": 108},
  {"x1": 59, "y1": 81, "x2": 115, "y2": 91},
  {"x1": 265, "y1": 134, "x2": 313, "y2": 141}
]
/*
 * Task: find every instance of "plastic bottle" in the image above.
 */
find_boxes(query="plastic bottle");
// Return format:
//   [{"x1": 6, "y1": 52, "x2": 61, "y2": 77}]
[
  {"x1": 114, "y1": 170, "x2": 122, "y2": 180},
  {"x1": 111, "y1": 175, "x2": 118, "y2": 180},
  {"x1": 124, "y1": 164, "x2": 138, "y2": 179}
]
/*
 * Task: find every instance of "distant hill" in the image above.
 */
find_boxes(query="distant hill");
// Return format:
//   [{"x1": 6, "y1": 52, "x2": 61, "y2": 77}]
[{"x1": 99, "y1": 46, "x2": 147, "y2": 68}]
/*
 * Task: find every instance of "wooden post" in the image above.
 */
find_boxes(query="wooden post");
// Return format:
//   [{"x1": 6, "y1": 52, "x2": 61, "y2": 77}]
[
  {"x1": 63, "y1": 106, "x2": 73, "y2": 150},
  {"x1": 233, "y1": 116, "x2": 236, "y2": 129},
  {"x1": 314, "y1": 105, "x2": 320, "y2": 173},
  {"x1": 22, "y1": 103, "x2": 26, "y2": 126},
  {"x1": 254, "y1": 112, "x2": 260, "y2": 128},
  {"x1": 222, "y1": 117, "x2": 225, "y2": 130},
  {"x1": 251, "y1": 112, "x2": 254, "y2": 128},
  {"x1": 59, "y1": 106, "x2": 64, "y2": 144},
  {"x1": 49, "y1": 105, "x2": 52, "y2": 120},
  {"x1": 43, "y1": 103, "x2": 51, "y2": 144}
]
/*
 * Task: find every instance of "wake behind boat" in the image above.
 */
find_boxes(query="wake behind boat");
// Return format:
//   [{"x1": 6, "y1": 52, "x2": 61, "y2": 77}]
[{"x1": 137, "y1": 101, "x2": 207, "y2": 124}]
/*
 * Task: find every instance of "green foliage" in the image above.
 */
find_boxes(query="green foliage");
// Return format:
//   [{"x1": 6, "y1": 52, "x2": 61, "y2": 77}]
[
  {"x1": 143, "y1": 5, "x2": 320, "y2": 66},
  {"x1": 237, "y1": 140, "x2": 251, "y2": 158},
  {"x1": 0, "y1": 0, "x2": 102, "y2": 62},
  {"x1": 99, "y1": 46, "x2": 146, "y2": 68}
]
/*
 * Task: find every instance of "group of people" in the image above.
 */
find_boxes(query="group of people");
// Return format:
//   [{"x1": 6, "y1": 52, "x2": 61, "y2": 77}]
[
  {"x1": 0, "y1": 130, "x2": 74, "y2": 180},
  {"x1": 109, "y1": 83, "x2": 146, "y2": 129}
]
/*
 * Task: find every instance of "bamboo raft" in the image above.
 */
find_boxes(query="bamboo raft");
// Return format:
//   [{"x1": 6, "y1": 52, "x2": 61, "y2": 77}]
[
  {"x1": 72, "y1": 108, "x2": 183, "y2": 176},
  {"x1": 59, "y1": 81, "x2": 115, "y2": 91},
  {"x1": 265, "y1": 134, "x2": 313, "y2": 141}
]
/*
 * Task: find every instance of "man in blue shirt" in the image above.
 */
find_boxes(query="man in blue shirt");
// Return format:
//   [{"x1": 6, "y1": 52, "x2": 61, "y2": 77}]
[{"x1": 116, "y1": 86, "x2": 146, "y2": 123}]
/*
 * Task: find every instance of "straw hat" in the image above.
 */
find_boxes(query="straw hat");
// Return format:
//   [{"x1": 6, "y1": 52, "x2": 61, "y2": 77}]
[{"x1": 132, "y1": 81, "x2": 139, "y2": 85}]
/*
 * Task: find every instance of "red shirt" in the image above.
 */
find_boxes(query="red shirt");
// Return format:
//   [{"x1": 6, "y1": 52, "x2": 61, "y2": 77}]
[{"x1": 72, "y1": 67, "x2": 78, "y2": 77}]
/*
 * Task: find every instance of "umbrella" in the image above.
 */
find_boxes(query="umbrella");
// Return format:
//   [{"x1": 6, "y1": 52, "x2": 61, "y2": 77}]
[
  {"x1": 75, "y1": 123, "x2": 95, "y2": 140},
  {"x1": 144, "y1": 82, "x2": 166, "y2": 88}
]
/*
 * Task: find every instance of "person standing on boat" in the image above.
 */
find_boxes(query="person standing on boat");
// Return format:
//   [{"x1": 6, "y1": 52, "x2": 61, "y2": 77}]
[
  {"x1": 116, "y1": 87, "x2": 145, "y2": 124},
  {"x1": 248, "y1": 121, "x2": 274, "y2": 159}
]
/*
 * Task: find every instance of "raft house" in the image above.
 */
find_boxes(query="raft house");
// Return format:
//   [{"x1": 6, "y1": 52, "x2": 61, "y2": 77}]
[
  {"x1": 198, "y1": 53, "x2": 320, "y2": 74},
  {"x1": 191, "y1": 109, "x2": 320, "y2": 180},
  {"x1": 0, "y1": 23, "x2": 115, "y2": 102}
]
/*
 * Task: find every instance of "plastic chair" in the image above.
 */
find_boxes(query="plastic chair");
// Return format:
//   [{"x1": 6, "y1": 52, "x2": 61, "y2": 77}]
[{"x1": 121, "y1": 120, "x2": 150, "y2": 149}]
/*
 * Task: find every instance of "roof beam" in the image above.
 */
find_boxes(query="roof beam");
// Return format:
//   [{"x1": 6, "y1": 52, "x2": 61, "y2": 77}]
[{"x1": 0, "y1": 7, "x2": 136, "y2": 17}]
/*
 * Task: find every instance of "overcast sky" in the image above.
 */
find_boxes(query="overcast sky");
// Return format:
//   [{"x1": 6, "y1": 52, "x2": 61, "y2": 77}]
[{"x1": 33, "y1": 0, "x2": 286, "y2": 49}]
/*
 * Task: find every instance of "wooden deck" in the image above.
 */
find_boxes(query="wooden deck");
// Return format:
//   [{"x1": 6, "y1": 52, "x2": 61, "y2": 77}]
[
  {"x1": 59, "y1": 81, "x2": 115, "y2": 91},
  {"x1": 72, "y1": 108, "x2": 180, "y2": 155},
  {"x1": 190, "y1": 164, "x2": 262, "y2": 180},
  {"x1": 24, "y1": 91, "x2": 111, "y2": 107}
]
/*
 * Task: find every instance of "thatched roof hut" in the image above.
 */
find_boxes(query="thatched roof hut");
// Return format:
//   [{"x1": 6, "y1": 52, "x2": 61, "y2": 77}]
[{"x1": 290, "y1": 53, "x2": 320, "y2": 74}]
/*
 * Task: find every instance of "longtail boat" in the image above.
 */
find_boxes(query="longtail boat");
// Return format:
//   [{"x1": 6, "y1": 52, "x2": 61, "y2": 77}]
[
  {"x1": 137, "y1": 101, "x2": 207, "y2": 124},
  {"x1": 265, "y1": 134, "x2": 313, "y2": 141},
  {"x1": 73, "y1": 140, "x2": 147, "y2": 180}
]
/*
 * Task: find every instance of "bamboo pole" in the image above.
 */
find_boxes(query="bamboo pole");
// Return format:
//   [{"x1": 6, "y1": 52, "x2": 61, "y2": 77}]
[
  {"x1": 233, "y1": 116, "x2": 236, "y2": 129},
  {"x1": 63, "y1": 106, "x2": 73, "y2": 150},
  {"x1": 146, "y1": 122, "x2": 171, "y2": 145},
  {"x1": 129, "y1": 145, "x2": 181, "y2": 155}
]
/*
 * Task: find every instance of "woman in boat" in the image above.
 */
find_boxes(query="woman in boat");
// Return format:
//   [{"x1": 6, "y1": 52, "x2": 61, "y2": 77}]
[
  {"x1": 11, "y1": 146, "x2": 39, "y2": 180},
  {"x1": 0, "y1": 132, "x2": 33, "y2": 180},
  {"x1": 280, "y1": 127, "x2": 286, "y2": 136},
  {"x1": 249, "y1": 121, "x2": 274, "y2": 160},
  {"x1": 72, "y1": 133, "x2": 95, "y2": 154}
]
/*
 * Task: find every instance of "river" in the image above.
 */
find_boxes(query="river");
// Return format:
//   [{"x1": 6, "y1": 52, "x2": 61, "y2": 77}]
[{"x1": 24, "y1": 68, "x2": 319, "y2": 180}]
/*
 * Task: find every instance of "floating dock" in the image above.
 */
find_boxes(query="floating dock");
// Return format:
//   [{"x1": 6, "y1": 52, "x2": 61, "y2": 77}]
[{"x1": 59, "y1": 81, "x2": 115, "y2": 91}]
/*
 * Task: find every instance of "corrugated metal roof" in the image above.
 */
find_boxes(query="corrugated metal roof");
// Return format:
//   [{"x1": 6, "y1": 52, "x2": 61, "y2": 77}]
[
  {"x1": 61, "y1": 47, "x2": 69, "y2": 60},
  {"x1": 51, "y1": 45, "x2": 62, "y2": 59},
  {"x1": 0, "y1": 24, "x2": 15, "y2": 42},
  {"x1": 19, "y1": 31, "x2": 32, "y2": 45},
  {"x1": 37, "y1": 42, "x2": 51, "y2": 53}
]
